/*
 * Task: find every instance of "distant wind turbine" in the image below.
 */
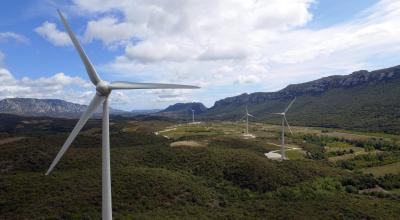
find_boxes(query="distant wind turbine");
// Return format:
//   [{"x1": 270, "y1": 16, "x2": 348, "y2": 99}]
[
  {"x1": 270, "y1": 98, "x2": 296, "y2": 160},
  {"x1": 45, "y1": 10, "x2": 199, "y2": 220},
  {"x1": 191, "y1": 109, "x2": 195, "y2": 123},
  {"x1": 240, "y1": 105, "x2": 256, "y2": 135}
]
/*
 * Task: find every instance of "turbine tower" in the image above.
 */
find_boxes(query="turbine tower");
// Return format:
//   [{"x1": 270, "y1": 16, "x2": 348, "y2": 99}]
[
  {"x1": 191, "y1": 109, "x2": 195, "y2": 123},
  {"x1": 45, "y1": 10, "x2": 199, "y2": 220},
  {"x1": 270, "y1": 98, "x2": 296, "y2": 160},
  {"x1": 240, "y1": 105, "x2": 255, "y2": 134}
]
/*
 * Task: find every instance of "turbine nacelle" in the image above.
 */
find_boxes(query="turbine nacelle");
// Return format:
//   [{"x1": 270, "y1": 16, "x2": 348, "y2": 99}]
[
  {"x1": 96, "y1": 81, "x2": 111, "y2": 96},
  {"x1": 270, "y1": 112, "x2": 285, "y2": 116}
]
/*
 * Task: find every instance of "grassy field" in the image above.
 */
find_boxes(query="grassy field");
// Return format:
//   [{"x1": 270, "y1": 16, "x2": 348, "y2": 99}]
[
  {"x1": 361, "y1": 162, "x2": 400, "y2": 177},
  {"x1": 1, "y1": 118, "x2": 400, "y2": 219},
  {"x1": 285, "y1": 149, "x2": 306, "y2": 160}
]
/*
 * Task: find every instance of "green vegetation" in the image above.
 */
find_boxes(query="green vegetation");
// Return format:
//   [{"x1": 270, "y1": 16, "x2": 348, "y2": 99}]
[
  {"x1": 1, "y1": 118, "x2": 400, "y2": 219},
  {"x1": 337, "y1": 152, "x2": 400, "y2": 171},
  {"x1": 202, "y1": 74, "x2": 400, "y2": 134},
  {"x1": 285, "y1": 149, "x2": 306, "y2": 160},
  {"x1": 360, "y1": 162, "x2": 400, "y2": 177}
]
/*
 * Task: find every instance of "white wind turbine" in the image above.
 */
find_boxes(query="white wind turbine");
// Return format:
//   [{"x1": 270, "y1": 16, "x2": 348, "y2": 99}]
[
  {"x1": 240, "y1": 105, "x2": 256, "y2": 135},
  {"x1": 45, "y1": 10, "x2": 199, "y2": 220},
  {"x1": 270, "y1": 98, "x2": 296, "y2": 160},
  {"x1": 191, "y1": 109, "x2": 195, "y2": 123}
]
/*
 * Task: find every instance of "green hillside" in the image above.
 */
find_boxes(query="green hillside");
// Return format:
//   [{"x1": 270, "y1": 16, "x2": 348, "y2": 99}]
[
  {"x1": 202, "y1": 65, "x2": 400, "y2": 134},
  {"x1": 1, "y1": 118, "x2": 399, "y2": 219}
]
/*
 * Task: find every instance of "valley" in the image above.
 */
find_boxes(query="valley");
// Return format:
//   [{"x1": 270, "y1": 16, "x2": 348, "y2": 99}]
[{"x1": 1, "y1": 116, "x2": 399, "y2": 219}]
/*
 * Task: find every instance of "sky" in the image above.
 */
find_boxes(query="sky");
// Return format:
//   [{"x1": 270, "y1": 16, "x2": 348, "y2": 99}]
[{"x1": 0, "y1": 0, "x2": 400, "y2": 110}]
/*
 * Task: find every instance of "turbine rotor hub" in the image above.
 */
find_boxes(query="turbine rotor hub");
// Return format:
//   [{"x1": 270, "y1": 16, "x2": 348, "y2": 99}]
[{"x1": 96, "y1": 81, "x2": 111, "y2": 96}]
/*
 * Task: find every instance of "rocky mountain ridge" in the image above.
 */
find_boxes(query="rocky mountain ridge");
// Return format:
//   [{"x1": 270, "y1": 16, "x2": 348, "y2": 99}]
[
  {"x1": 156, "y1": 102, "x2": 207, "y2": 118},
  {"x1": 212, "y1": 65, "x2": 400, "y2": 108},
  {"x1": 0, "y1": 98, "x2": 125, "y2": 117}
]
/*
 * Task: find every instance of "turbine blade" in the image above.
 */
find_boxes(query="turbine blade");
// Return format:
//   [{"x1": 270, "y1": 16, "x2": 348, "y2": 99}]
[
  {"x1": 284, "y1": 115, "x2": 293, "y2": 135},
  {"x1": 284, "y1": 97, "x2": 296, "y2": 113},
  {"x1": 269, "y1": 112, "x2": 282, "y2": 115},
  {"x1": 248, "y1": 113, "x2": 256, "y2": 118},
  {"x1": 45, "y1": 94, "x2": 105, "y2": 175},
  {"x1": 239, "y1": 114, "x2": 246, "y2": 121},
  {"x1": 109, "y1": 81, "x2": 200, "y2": 90},
  {"x1": 57, "y1": 10, "x2": 101, "y2": 85}
]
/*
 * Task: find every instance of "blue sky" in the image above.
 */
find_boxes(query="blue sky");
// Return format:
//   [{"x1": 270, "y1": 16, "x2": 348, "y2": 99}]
[
  {"x1": 0, "y1": 0, "x2": 399, "y2": 110},
  {"x1": 308, "y1": 0, "x2": 378, "y2": 28}
]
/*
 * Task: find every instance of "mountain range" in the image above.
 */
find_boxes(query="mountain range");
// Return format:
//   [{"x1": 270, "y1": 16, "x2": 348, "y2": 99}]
[
  {"x1": 203, "y1": 65, "x2": 400, "y2": 133},
  {"x1": 1, "y1": 64, "x2": 399, "y2": 133},
  {"x1": 0, "y1": 98, "x2": 125, "y2": 118},
  {"x1": 155, "y1": 102, "x2": 207, "y2": 118}
]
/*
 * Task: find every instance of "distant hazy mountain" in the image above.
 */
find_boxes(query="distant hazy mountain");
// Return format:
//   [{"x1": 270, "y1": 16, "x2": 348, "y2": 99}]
[
  {"x1": 130, "y1": 109, "x2": 161, "y2": 114},
  {"x1": 156, "y1": 102, "x2": 207, "y2": 118},
  {"x1": 0, "y1": 98, "x2": 126, "y2": 118},
  {"x1": 202, "y1": 65, "x2": 400, "y2": 133}
]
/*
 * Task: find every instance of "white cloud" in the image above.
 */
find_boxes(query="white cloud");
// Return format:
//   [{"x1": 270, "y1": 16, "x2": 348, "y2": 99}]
[
  {"x1": 0, "y1": 32, "x2": 29, "y2": 44},
  {"x1": 74, "y1": 0, "x2": 314, "y2": 61},
  {"x1": 124, "y1": 39, "x2": 198, "y2": 62},
  {"x1": 0, "y1": 67, "x2": 92, "y2": 104},
  {"x1": 35, "y1": 22, "x2": 71, "y2": 46},
  {"x1": 235, "y1": 75, "x2": 261, "y2": 84},
  {"x1": 20, "y1": 72, "x2": 90, "y2": 89},
  {"x1": 84, "y1": 17, "x2": 136, "y2": 46},
  {"x1": 144, "y1": 89, "x2": 195, "y2": 103},
  {"x1": 0, "y1": 68, "x2": 14, "y2": 82}
]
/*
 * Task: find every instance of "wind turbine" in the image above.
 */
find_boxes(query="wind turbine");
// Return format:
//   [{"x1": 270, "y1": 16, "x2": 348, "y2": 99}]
[
  {"x1": 240, "y1": 105, "x2": 256, "y2": 135},
  {"x1": 45, "y1": 10, "x2": 199, "y2": 220},
  {"x1": 191, "y1": 109, "x2": 195, "y2": 123},
  {"x1": 270, "y1": 98, "x2": 296, "y2": 160}
]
